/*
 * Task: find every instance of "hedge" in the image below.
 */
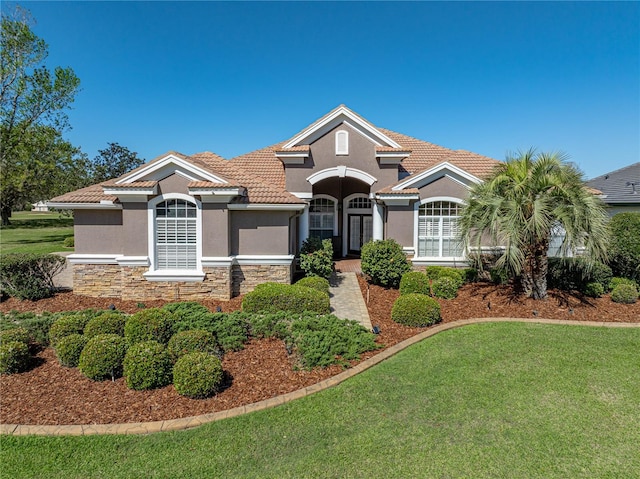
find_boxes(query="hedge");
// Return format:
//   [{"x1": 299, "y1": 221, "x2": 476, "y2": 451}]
[
  {"x1": 242, "y1": 283, "x2": 330, "y2": 315},
  {"x1": 0, "y1": 253, "x2": 65, "y2": 300},
  {"x1": 391, "y1": 294, "x2": 441, "y2": 327}
]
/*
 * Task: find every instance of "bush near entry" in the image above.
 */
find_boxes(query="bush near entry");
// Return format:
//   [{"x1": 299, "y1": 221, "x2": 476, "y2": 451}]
[
  {"x1": 391, "y1": 294, "x2": 441, "y2": 327},
  {"x1": 399, "y1": 272, "x2": 430, "y2": 296},
  {"x1": 361, "y1": 239, "x2": 411, "y2": 288},
  {"x1": 242, "y1": 283, "x2": 330, "y2": 315}
]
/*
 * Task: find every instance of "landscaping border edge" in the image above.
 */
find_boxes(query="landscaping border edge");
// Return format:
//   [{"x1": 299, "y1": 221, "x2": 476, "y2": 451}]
[{"x1": 2, "y1": 317, "x2": 638, "y2": 437}]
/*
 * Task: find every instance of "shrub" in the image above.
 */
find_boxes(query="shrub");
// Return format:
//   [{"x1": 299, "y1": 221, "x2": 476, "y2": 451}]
[
  {"x1": 296, "y1": 276, "x2": 330, "y2": 294},
  {"x1": 399, "y1": 272, "x2": 430, "y2": 296},
  {"x1": 610, "y1": 284, "x2": 638, "y2": 304},
  {"x1": 166, "y1": 302, "x2": 218, "y2": 334},
  {"x1": 547, "y1": 257, "x2": 612, "y2": 293},
  {"x1": 0, "y1": 341, "x2": 30, "y2": 374},
  {"x1": 242, "y1": 283, "x2": 330, "y2": 315},
  {"x1": 300, "y1": 237, "x2": 324, "y2": 255},
  {"x1": 299, "y1": 239, "x2": 333, "y2": 279},
  {"x1": 167, "y1": 330, "x2": 221, "y2": 362},
  {"x1": 84, "y1": 312, "x2": 126, "y2": 339},
  {"x1": 0, "y1": 327, "x2": 30, "y2": 345},
  {"x1": 208, "y1": 312, "x2": 252, "y2": 352},
  {"x1": 0, "y1": 253, "x2": 65, "y2": 300},
  {"x1": 608, "y1": 212, "x2": 640, "y2": 281},
  {"x1": 123, "y1": 341, "x2": 173, "y2": 390},
  {"x1": 391, "y1": 294, "x2": 441, "y2": 327},
  {"x1": 54, "y1": 334, "x2": 88, "y2": 368},
  {"x1": 462, "y1": 267, "x2": 479, "y2": 283},
  {"x1": 249, "y1": 311, "x2": 291, "y2": 340},
  {"x1": 608, "y1": 277, "x2": 638, "y2": 292},
  {"x1": 425, "y1": 266, "x2": 464, "y2": 285},
  {"x1": 49, "y1": 314, "x2": 91, "y2": 346},
  {"x1": 288, "y1": 314, "x2": 380, "y2": 370},
  {"x1": 584, "y1": 282, "x2": 605, "y2": 298},
  {"x1": 0, "y1": 311, "x2": 61, "y2": 347},
  {"x1": 173, "y1": 352, "x2": 224, "y2": 399},
  {"x1": 78, "y1": 334, "x2": 127, "y2": 381},
  {"x1": 124, "y1": 308, "x2": 175, "y2": 346},
  {"x1": 63, "y1": 236, "x2": 74, "y2": 248},
  {"x1": 361, "y1": 239, "x2": 411, "y2": 288},
  {"x1": 489, "y1": 267, "x2": 510, "y2": 285},
  {"x1": 432, "y1": 277, "x2": 460, "y2": 299}
]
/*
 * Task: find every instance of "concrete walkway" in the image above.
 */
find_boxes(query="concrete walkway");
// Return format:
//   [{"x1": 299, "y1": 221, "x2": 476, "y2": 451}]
[{"x1": 329, "y1": 271, "x2": 373, "y2": 331}]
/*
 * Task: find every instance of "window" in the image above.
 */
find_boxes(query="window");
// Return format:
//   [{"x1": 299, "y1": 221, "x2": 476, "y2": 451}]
[
  {"x1": 335, "y1": 130, "x2": 349, "y2": 155},
  {"x1": 155, "y1": 199, "x2": 197, "y2": 269},
  {"x1": 309, "y1": 197, "x2": 336, "y2": 240},
  {"x1": 417, "y1": 201, "x2": 463, "y2": 257},
  {"x1": 348, "y1": 197, "x2": 372, "y2": 209}
]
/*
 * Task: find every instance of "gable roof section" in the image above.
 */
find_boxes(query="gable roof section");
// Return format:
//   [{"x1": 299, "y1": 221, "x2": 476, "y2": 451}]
[
  {"x1": 282, "y1": 104, "x2": 403, "y2": 150},
  {"x1": 50, "y1": 151, "x2": 303, "y2": 207},
  {"x1": 586, "y1": 162, "x2": 640, "y2": 204}
]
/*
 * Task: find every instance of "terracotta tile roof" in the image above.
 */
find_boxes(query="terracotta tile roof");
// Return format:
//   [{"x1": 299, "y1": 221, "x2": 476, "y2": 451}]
[
  {"x1": 230, "y1": 141, "x2": 287, "y2": 190},
  {"x1": 375, "y1": 145, "x2": 411, "y2": 153},
  {"x1": 187, "y1": 181, "x2": 236, "y2": 189},
  {"x1": 103, "y1": 181, "x2": 158, "y2": 189},
  {"x1": 276, "y1": 145, "x2": 310, "y2": 153},
  {"x1": 50, "y1": 183, "x2": 117, "y2": 204},
  {"x1": 376, "y1": 187, "x2": 420, "y2": 195},
  {"x1": 190, "y1": 152, "x2": 303, "y2": 204}
]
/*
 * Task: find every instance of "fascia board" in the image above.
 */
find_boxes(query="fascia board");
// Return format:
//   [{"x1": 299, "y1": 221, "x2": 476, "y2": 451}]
[
  {"x1": 116, "y1": 155, "x2": 228, "y2": 185},
  {"x1": 47, "y1": 202, "x2": 122, "y2": 210},
  {"x1": 227, "y1": 204, "x2": 305, "y2": 211},
  {"x1": 392, "y1": 162, "x2": 481, "y2": 191}
]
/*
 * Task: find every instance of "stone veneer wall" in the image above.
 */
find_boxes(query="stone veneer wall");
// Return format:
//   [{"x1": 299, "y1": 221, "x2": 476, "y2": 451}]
[
  {"x1": 73, "y1": 264, "x2": 232, "y2": 301},
  {"x1": 231, "y1": 263, "x2": 292, "y2": 297}
]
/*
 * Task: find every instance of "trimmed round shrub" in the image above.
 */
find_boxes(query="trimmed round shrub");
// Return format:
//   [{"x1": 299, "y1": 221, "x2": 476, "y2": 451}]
[
  {"x1": 0, "y1": 327, "x2": 30, "y2": 346},
  {"x1": 584, "y1": 282, "x2": 605, "y2": 298},
  {"x1": 391, "y1": 293, "x2": 441, "y2": 327},
  {"x1": 54, "y1": 334, "x2": 88, "y2": 368},
  {"x1": 608, "y1": 277, "x2": 638, "y2": 292},
  {"x1": 0, "y1": 341, "x2": 30, "y2": 374},
  {"x1": 610, "y1": 284, "x2": 638, "y2": 304},
  {"x1": 399, "y1": 272, "x2": 430, "y2": 296},
  {"x1": 123, "y1": 341, "x2": 173, "y2": 390},
  {"x1": 49, "y1": 315, "x2": 90, "y2": 346},
  {"x1": 299, "y1": 239, "x2": 334, "y2": 279},
  {"x1": 84, "y1": 312, "x2": 126, "y2": 339},
  {"x1": 78, "y1": 334, "x2": 127, "y2": 381},
  {"x1": 361, "y1": 239, "x2": 411, "y2": 288},
  {"x1": 242, "y1": 283, "x2": 330, "y2": 315},
  {"x1": 63, "y1": 236, "x2": 74, "y2": 248},
  {"x1": 167, "y1": 330, "x2": 221, "y2": 362},
  {"x1": 124, "y1": 308, "x2": 176, "y2": 346},
  {"x1": 296, "y1": 276, "x2": 330, "y2": 294},
  {"x1": 425, "y1": 266, "x2": 463, "y2": 285},
  {"x1": 432, "y1": 277, "x2": 460, "y2": 299},
  {"x1": 173, "y1": 352, "x2": 224, "y2": 399}
]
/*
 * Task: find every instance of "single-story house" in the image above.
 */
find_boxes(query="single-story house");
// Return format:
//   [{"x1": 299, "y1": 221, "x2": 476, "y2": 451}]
[
  {"x1": 586, "y1": 162, "x2": 640, "y2": 216},
  {"x1": 32, "y1": 201, "x2": 49, "y2": 212},
  {"x1": 49, "y1": 105, "x2": 501, "y2": 301}
]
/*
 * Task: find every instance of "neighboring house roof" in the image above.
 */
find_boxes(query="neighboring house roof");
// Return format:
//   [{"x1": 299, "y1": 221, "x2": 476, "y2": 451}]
[{"x1": 586, "y1": 162, "x2": 640, "y2": 204}]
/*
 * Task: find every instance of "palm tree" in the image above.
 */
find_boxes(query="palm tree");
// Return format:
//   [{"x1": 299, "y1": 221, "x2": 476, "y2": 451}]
[{"x1": 459, "y1": 149, "x2": 608, "y2": 300}]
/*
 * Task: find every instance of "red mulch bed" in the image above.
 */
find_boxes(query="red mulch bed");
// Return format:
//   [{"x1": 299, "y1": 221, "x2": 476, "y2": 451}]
[{"x1": 1, "y1": 279, "x2": 639, "y2": 426}]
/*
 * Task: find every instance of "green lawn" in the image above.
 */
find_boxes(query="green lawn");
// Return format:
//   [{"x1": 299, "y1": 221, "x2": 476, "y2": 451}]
[
  {"x1": 0, "y1": 211, "x2": 73, "y2": 255},
  {"x1": 2, "y1": 322, "x2": 639, "y2": 479}
]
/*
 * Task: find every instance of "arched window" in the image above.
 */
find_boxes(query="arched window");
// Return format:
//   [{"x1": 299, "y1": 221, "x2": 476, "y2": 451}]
[
  {"x1": 155, "y1": 198, "x2": 197, "y2": 269},
  {"x1": 309, "y1": 197, "x2": 336, "y2": 240},
  {"x1": 417, "y1": 201, "x2": 463, "y2": 257},
  {"x1": 348, "y1": 197, "x2": 372, "y2": 209}
]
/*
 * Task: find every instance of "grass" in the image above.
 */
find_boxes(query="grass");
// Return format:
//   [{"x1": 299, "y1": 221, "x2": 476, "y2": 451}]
[
  {"x1": 2, "y1": 322, "x2": 639, "y2": 478},
  {"x1": 0, "y1": 211, "x2": 73, "y2": 255}
]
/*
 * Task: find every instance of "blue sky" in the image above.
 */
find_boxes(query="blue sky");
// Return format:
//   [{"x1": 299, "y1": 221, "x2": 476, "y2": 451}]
[{"x1": 8, "y1": 1, "x2": 640, "y2": 179}]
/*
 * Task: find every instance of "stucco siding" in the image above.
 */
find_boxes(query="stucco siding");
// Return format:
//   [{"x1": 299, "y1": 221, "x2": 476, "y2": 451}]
[
  {"x1": 202, "y1": 205, "x2": 230, "y2": 256},
  {"x1": 230, "y1": 211, "x2": 291, "y2": 255},
  {"x1": 122, "y1": 203, "x2": 148, "y2": 256},
  {"x1": 74, "y1": 210, "x2": 123, "y2": 254},
  {"x1": 157, "y1": 173, "x2": 190, "y2": 196},
  {"x1": 285, "y1": 123, "x2": 398, "y2": 192},
  {"x1": 417, "y1": 175, "x2": 469, "y2": 201},
  {"x1": 385, "y1": 205, "x2": 415, "y2": 248}
]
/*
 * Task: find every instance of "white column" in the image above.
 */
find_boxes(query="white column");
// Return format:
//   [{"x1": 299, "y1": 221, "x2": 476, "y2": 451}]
[
  {"x1": 298, "y1": 204, "x2": 309, "y2": 249},
  {"x1": 373, "y1": 202, "x2": 384, "y2": 241}
]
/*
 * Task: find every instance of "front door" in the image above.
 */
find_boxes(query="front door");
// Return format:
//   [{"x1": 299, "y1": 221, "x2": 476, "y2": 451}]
[{"x1": 348, "y1": 214, "x2": 373, "y2": 254}]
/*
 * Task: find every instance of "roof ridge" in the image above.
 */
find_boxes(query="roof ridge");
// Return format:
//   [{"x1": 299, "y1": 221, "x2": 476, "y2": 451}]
[{"x1": 588, "y1": 161, "x2": 640, "y2": 181}]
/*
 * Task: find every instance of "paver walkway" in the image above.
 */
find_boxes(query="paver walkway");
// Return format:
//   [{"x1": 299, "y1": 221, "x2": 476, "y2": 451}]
[{"x1": 329, "y1": 271, "x2": 373, "y2": 331}]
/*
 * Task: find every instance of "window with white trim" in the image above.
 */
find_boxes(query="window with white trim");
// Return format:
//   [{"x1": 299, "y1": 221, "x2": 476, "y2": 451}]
[
  {"x1": 335, "y1": 130, "x2": 349, "y2": 155},
  {"x1": 418, "y1": 201, "x2": 463, "y2": 257},
  {"x1": 348, "y1": 197, "x2": 372, "y2": 209},
  {"x1": 309, "y1": 197, "x2": 336, "y2": 240},
  {"x1": 155, "y1": 199, "x2": 197, "y2": 269}
]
